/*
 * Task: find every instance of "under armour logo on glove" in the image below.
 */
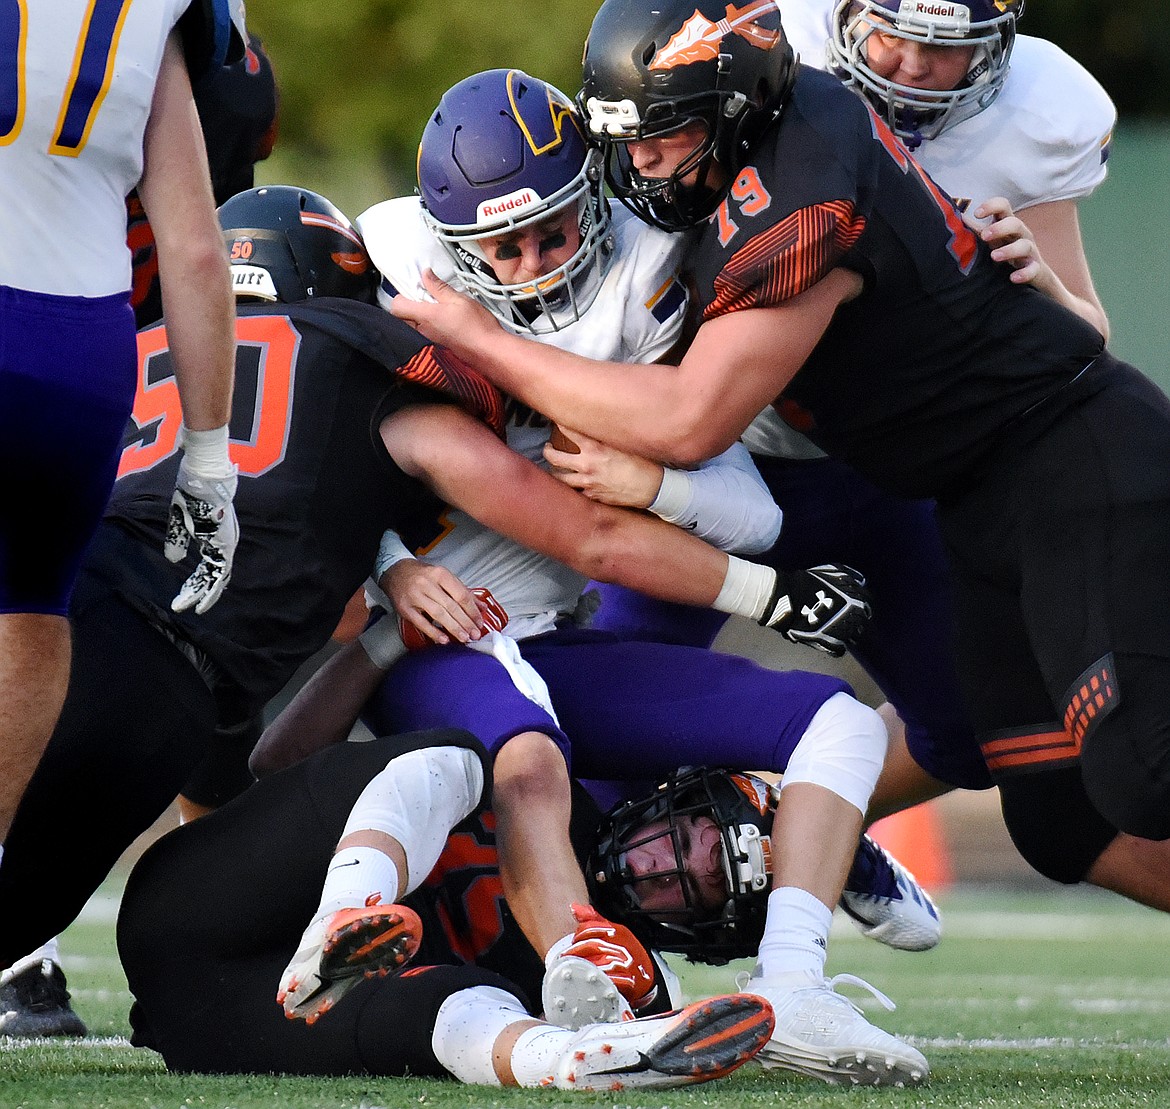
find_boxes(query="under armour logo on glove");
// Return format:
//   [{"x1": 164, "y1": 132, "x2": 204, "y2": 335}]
[
  {"x1": 801, "y1": 590, "x2": 835, "y2": 626},
  {"x1": 759, "y1": 563, "x2": 873, "y2": 658},
  {"x1": 561, "y1": 903, "x2": 658, "y2": 1010}
]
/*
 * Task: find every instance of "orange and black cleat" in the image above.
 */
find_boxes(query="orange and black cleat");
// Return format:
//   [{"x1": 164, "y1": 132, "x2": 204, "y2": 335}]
[
  {"x1": 551, "y1": 992, "x2": 775, "y2": 1091},
  {"x1": 277, "y1": 895, "x2": 422, "y2": 1023}
]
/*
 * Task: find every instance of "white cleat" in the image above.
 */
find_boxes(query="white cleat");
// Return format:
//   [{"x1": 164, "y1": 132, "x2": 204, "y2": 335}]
[
  {"x1": 542, "y1": 954, "x2": 632, "y2": 1030},
  {"x1": 840, "y1": 834, "x2": 941, "y2": 952},
  {"x1": 738, "y1": 971, "x2": 929, "y2": 1087},
  {"x1": 552, "y1": 993, "x2": 775, "y2": 1091}
]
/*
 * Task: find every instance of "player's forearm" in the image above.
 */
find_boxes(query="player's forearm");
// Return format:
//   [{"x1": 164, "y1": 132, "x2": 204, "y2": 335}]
[
  {"x1": 477, "y1": 328, "x2": 705, "y2": 460},
  {"x1": 250, "y1": 640, "x2": 384, "y2": 777},
  {"x1": 140, "y1": 33, "x2": 235, "y2": 430},
  {"x1": 158, "y1": 248, "x2": 236, "y2": 430}
]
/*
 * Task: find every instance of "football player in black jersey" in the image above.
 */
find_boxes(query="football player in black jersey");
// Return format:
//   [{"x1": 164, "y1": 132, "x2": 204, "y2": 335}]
[
  {"x1": 390, "y1": 0, "x2": 1170, "y2": 982},
  {"x1": 0, "y1": 177, "x2": 882, "y2": 988},
  {"x1": 0, "y1": 186, "x2": 466, "y2": 980},
  {"x1": 117, "y1": 732, "x2": 778, "y2": 1091}
]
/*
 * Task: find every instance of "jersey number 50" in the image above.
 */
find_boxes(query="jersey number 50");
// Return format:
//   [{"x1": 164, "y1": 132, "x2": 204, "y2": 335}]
[{"x1": 119, "y1": 316, "x2": 300, "y2": 480}]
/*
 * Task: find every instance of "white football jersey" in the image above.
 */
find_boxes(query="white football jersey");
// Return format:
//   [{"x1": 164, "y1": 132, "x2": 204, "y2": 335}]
[
  {"x1": 0, "y1": 0, "x2": 190, "y2": 297},
  {"x1": 747, "y1": 6, "x2": 1116, "y2": 459},
  {"x1": 358, "y1": 197, "x2": 694, "y2": 639}
]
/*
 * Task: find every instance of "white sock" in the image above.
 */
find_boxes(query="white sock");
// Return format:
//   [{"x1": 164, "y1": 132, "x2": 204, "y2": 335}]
[
  {"x1": 433, "y1": 985, "x2": 541, "y2": 1086},
  {"x1": 755, "y1": 887, "x2": 832, "y2": 983},
  {"x1": 316, "y1": 845, "x2": 401, "y2": 920},
  {"x1": 4, "y1": 936, "x2": 60, "y2": 978}
]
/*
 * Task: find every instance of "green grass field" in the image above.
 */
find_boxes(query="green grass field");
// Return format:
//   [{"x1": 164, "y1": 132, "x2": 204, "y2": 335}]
[{"x1": 4, "y1": 886, "x2": 1169, "y2": 1109}]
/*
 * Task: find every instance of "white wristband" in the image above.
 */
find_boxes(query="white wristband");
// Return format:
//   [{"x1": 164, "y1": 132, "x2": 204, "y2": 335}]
[
  {"x1": 714, "y1": 557, "x2": 777, "y2": 621},
  {"x1": 375, "y1": 531, "x2": 416, "y2": 580},
  {"x1": 179, "y1": 423, "x2": 235, "y2": 479}
]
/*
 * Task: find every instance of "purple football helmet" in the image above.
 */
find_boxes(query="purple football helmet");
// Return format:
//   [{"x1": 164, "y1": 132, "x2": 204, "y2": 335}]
[
  {"x1": 828, "y1": 0, "x2": 1023, "y2": 145},
  {"x1": 416, "y1": 69, "x2": 613, "y2": 335}
]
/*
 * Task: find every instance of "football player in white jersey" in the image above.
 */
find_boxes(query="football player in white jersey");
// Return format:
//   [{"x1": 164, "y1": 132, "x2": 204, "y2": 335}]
[
  {"x1": 262, "y1": 69, "x2": 929, "y2": 1084},
  {"x1": 356, "y1": 69, "x2": 782, "y2": 643},
  {"x1": 781, "y1": 0, "x2": 1114, "y2": 335},
  {"x1": 358, "y1": 67, "x2": 787, "y2": 1012},
  {"x1": 0, "y1": 0, "x2": 242, "y2": 988}
]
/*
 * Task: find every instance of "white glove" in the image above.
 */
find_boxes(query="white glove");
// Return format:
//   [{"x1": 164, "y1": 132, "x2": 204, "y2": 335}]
[{"x1": 164, "y1": 426, "x2": 239, "y2": 614}]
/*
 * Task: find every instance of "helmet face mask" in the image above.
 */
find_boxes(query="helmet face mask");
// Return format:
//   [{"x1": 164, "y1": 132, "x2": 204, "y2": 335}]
[
  {"x1": 584, "y1": 102, "x2": 725, "y2": 233},
  {"x1": 417, "y1": 69, "x2": 614, "y2": 336},
  {"x1": 578, "y1": 0, "x2": 795, "y2": 232},
  {"x1": 827, "y1": 0, "x2": 1022, "y2": 146},
  {"x1": 217, "y1": 185, "x2": 377, "y2": 304},
  {"x1": 588, "y1": 768, "x2": 778, "y2": 964}
]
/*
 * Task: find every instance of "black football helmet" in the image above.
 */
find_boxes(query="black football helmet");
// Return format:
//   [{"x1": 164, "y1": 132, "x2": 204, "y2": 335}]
[
  {"x1": 578, "y1": 0, "x2": 796, "y2": 231},
  {"x1": 587, "y1": 767, "x2": 778, "y2": 964},
  {"x1": 217, "y1": 185, "x2": 377, "y2": 304}
]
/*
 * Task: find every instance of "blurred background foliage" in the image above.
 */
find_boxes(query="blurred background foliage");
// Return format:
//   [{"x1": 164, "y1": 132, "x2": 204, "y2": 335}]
[
  {"x1": 246, "y1": 0, "x2": 596, "y2": 201},
  {"x1": 246, "y1": 0, "x2": 1170, "y2": 196},
  {"x1": 244, "y1": 0, "x2": 1168, "y2": 371},
  {"x1": 245, "y1": 0, "x2": 1169, "y2": 193}
]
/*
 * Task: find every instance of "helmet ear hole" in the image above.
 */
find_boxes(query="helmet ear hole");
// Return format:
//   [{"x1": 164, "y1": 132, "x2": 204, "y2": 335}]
[{"x1": 217, "y1": 185, "x2": 377, "y2": 305}]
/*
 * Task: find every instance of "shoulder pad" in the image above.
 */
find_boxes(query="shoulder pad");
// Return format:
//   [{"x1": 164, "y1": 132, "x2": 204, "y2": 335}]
[{"x1": 178, "y1": 0, "x2": 247, "y2": 79}]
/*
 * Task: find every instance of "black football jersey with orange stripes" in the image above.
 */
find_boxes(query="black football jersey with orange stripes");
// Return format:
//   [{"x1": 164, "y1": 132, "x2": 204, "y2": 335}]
[
  {"x1": 689, "y1": 66, "x2": 1106, "y2": 498},
  {"x1": 95, "y1": 298, "x2": 496, "y2": 711},
  {"x1": 409, "y1": 781, "x2": 607, "y2": 1007}
]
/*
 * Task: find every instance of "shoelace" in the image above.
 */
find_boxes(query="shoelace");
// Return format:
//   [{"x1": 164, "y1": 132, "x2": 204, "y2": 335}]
[
  {"x1": 734, "y1": 969, "x2": 897, "y2": 1015},
  {"x1": 825, "y1": 973, "x2": 896, "y2": 1014}
]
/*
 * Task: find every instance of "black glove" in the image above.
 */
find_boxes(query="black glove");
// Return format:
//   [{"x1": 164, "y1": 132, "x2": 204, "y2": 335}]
[{"x1": 759, "y1": 563, "x2": 872, "y2": 657}]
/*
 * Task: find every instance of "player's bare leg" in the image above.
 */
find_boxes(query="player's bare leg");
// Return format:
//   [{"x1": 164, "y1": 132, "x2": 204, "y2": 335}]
[
  {"x1": 866, "y1": 704, "x2": 956, "y2": 822},
  {"x1": 1088, "y1": 833, "x2": 1170, "y2": 913},
  {"x1": 493, "y1": 731, "x2": 656, "y2": 1027},
  {"x1": 0, "y1": 614, "x2": 69, "y2": 844},
  {"x1": 436, "y1": 983, "x2": 774, "y2": 1090},
  {"x1": 735, "y1": 700, "x2": 930, "y2": 1086},
  {"x1": 492, "y1": 732, "x2": 587, "y2": 955},
  {"x1": 279, "y1": 746, "x2": 482, "y2": 1021}
]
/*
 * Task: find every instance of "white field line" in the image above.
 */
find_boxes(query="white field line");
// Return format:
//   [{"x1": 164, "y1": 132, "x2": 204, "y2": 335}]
[
  {"x1": 4, "y1": 1034, "x2": 1168, "y2": 1055},
  {"x1": 831, "y1": 909, "x2": 1170, "y2": 942},
  {"x1": 912, "y1": 1035, "x2": 1170, "y2": 1051}
]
